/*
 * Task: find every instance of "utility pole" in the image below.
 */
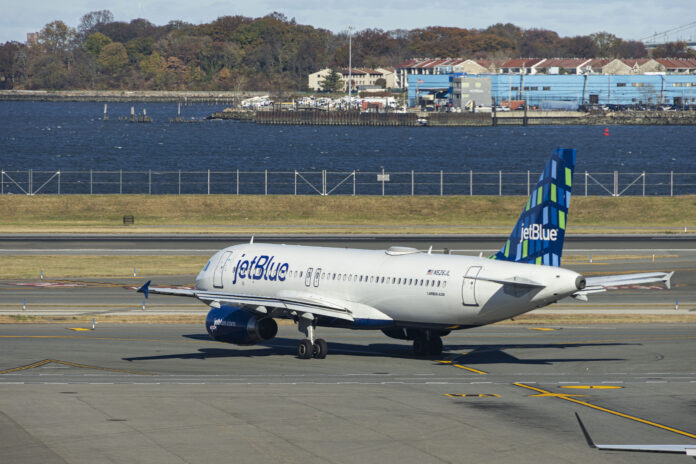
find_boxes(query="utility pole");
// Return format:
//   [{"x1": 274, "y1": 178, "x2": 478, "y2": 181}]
[{"x1": 348, "y1": 26, "x2": 353, "y2": 109}]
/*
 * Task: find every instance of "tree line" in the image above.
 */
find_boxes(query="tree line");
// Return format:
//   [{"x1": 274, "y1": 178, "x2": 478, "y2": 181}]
[{"x1": 0, "y1": 10, "x2": 694, "y2": 91}]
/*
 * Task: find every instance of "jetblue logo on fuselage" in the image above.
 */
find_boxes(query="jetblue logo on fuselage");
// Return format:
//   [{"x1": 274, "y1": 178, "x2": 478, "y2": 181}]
[
  {"x1": 232, "y1": 254, "x2": 289, "y2": 284},
  {"x1": 519, "y1": 224, "x2": 558, "y2": 243}
]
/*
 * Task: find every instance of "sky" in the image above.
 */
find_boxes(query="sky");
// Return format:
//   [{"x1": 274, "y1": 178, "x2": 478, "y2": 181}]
[{"x1": 1, "y1": 0, "x2": 694, "y2": 44}]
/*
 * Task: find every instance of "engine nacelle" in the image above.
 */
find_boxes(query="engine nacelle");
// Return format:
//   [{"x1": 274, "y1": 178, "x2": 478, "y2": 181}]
[
  {"x1": 382, "y1": 328, "x2": 451, "y2": 340},
  {"x1": 206, "y1": 306, "x2": 278, "y2": 345}
]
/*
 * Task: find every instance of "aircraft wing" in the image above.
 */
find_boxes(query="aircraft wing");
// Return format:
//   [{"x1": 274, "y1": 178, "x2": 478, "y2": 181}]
[
  {"x1": 572, "y1": 271, "x2": 673, "y2": 301},
  {"x1": 137, "y1": 281, "x2": 355, "y2": 322},
  {"x1": 576, "y1": 413, "x2": 696, "y2": 455}
]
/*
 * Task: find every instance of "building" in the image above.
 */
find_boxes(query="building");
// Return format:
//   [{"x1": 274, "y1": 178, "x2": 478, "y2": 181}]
[
  {"x1": 308, "y1": 68, "x2": 396, "y2": 92},
  {"x1": 498, "y1": 58, "x2": 546, "y2": 74},
  {"x1": 451, "y1": 77, "x2": 492, "y2": 109},
  {"x1": 395, "y1": 59, "x2": 476, "y2": 89},
  {"x1": 533, "y1": 58, "x2": 592, "y2": 75},
  {"x1": 654, "y1": 59, "x2": 696, "y2": 74},
  {"x1": 408, "y1": 73, "x2": 696, "y2": 108}
]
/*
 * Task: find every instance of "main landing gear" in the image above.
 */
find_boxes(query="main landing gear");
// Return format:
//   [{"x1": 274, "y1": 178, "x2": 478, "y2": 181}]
[
  {"x1": 412, "y1": 333, "x2": 443, "y2": 357},
  {"x1": 297, "y1": 313, "x2": 327, "y2": 359}
]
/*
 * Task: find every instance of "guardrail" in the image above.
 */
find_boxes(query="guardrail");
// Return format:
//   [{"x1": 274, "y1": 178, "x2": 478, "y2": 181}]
[{"x1": 1, "y1": 169, "x2": 694, "y2": 196}]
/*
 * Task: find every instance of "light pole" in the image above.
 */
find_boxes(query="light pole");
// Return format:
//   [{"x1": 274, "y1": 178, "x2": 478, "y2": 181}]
[{"x1": 347, "y1": 26, "x2": 353, "y2": 109}]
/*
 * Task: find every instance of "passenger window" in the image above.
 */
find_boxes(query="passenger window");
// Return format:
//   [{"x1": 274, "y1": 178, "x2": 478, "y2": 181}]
[
  {"x1": 359, "y1": 275, "x2": 363, "y2": 282},
  {"x1": 348, "y1": 275, "x2": 352, "y2": 282},
  {"x1": 408, "y1": 278, "x2": 412, "y2": 285},
  {"x1": 300, "y1": 271, "x2": 303, "y2": 278},
  {"x1": 333, "y1": 273, "x2": 336, "y2": 280},
  {"x1": 380, "y1": 277, "x2": 384, "y2": 283},
  {"x1": 443, "y1": 281, "x2": 447, "y2": 288},
  {"x1": 420, "y1": 279, "x2": 424, "y2": 286},
  {"x1": 370, "y1": 276, "x2": 374, "y2": 283},
  {"x1": 437, "y1": 280, "x2": 441, "y2": 287},
  {"x1": 397, "y1": 278, "x2": 401, "y2": 284}
]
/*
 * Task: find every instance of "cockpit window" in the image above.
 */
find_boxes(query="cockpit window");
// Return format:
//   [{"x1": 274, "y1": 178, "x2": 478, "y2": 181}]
[{"x1": 203, "y1": 260, "x2": 211, "y2": 271}]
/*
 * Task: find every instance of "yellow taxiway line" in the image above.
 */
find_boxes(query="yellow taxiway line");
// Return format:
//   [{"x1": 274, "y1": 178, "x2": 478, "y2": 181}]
[{"x1": 515, "y1": 382, "x2": 696, "y2": 439}]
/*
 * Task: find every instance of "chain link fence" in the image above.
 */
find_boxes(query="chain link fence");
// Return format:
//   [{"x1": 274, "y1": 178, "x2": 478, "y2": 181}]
[{"x1": 2, "y1": 169, "x2": 694, "y2": 196}]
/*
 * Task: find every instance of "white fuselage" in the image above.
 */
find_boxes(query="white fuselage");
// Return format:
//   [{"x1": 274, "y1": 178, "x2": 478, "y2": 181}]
[{"x1": 195, "y1": 243, "x2": 582, "y2": 329}]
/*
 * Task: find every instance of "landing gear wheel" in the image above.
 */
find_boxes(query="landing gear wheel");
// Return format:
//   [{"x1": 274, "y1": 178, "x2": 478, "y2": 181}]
[
  {"x1": 413, "y1": 338, "x2": 427, "y2": 356},
  {"x1": 297, "y1": 339, "x2": 313, "y2": 359},
  {"x1": 313, "y1": 339, "x2": 328, "y2": 359},
  {"x1": 427, "y1": 337, "x2": 443, "y2": 356}
]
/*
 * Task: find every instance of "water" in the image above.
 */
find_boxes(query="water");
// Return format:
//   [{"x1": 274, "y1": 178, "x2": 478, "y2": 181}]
[{"x1": 1, "y1": 101, "x2": 694, "y2": 173}]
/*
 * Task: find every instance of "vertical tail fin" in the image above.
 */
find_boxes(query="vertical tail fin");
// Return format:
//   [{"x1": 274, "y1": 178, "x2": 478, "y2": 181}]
[{"x1": 493, "y1": 148, "x2": 576, "y2": 267}]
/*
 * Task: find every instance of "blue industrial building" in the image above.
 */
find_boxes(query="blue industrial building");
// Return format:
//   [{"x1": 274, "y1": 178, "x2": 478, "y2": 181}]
[{"x1": 407, "y1": 74, "x2": 696, "y2": 109}]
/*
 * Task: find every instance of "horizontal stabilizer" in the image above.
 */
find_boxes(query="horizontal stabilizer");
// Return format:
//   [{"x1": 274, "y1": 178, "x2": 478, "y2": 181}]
[
  {"x1": 574, "y1": 272, "x2": 674, "y2": 299},
  {"x1": 137, "y1": 280, "x2": 151, "y2": 298}
]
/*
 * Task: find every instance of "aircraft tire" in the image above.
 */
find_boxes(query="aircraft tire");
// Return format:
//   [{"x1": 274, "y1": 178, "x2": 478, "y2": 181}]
[
  {"x1": 413, "y1": 338, "x2": 427, "y2": 356},
  {"x1": 313, "y1": 339, "x2": 328, "y2": 359},
  {"x1": 427, "y1": 337, "x2": 443, "y2": 356},
  {"x1": 297, "y1": 339, "x2": 313, "y2": 359}
]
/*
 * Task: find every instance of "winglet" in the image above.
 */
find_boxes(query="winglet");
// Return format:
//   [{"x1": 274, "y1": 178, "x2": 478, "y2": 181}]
[
  {"x1": 575, "y1": 412, "x2": 596, "y2": 449},
  {"x1": 137, "y1": 280, "x2": 151, "y2": 299}
]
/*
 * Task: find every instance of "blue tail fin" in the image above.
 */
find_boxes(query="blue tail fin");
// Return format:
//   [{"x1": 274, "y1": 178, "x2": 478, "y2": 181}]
[{"x1": 492, "y1": 148, "x2": 576, "y2": 267}]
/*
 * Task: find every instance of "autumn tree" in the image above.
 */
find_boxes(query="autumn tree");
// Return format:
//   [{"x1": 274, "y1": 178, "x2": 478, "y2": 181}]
[
  {"x1": 612, "y1": 40, "x2": 648, "y2": 58},
  {"x1": 84, "y1": 32, "x2": 112, "y2": 56},
  {"x1": 652, "y1": 41, "x2": 696, "y2": 59},
  {"x1": 0, "y1": 41, "x2": 24, "y2": 88},
  {"x1": 38, "y1": 21, "x2": 76, "y2": 54},
  {"x1": 560, "y1": 36, "x2": 599, "y2": 57},
  {"x1": 590, "y1": 32, "x2": 619, "y2": 57},
  {"x1": 78, "y1": 10, "x2": 114, "y2": 42},
  {"x1": 97, "y1": 42, "x2": 128, "y2": 73},
  {"x1": 520, "y1": 29, "x2": 562, "y2": 57}
]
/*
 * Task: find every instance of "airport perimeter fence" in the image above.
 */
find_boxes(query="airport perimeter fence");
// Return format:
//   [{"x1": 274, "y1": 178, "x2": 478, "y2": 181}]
[{"x1": 1, "y1": 169, "x2": 695, "y2": 197}]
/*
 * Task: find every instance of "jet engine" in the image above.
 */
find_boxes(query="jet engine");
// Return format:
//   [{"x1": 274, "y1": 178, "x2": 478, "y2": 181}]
[{"x1": 205, "y1": 306, "x2": 278, "y2": 345}]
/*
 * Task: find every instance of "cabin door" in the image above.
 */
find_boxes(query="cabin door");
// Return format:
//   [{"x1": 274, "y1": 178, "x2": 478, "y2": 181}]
[
  {"x1": 461, "y1": 266, "x2": 481, "y2": 306},
  {"x1": 213, "y1": 251, "x2": 233, "y2": 288}
]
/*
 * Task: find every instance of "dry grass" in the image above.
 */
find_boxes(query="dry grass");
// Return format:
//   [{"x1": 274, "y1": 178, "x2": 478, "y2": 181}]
[
  {"x1": 0, "y1": 255, "x2": 207, "y2": 279},
  {"x1": 2, "y1": 313, "x2": 694, "y2": 325},
  {"x1": 0, "y1": 195, "x2": 694, "y2": 233},
  {"x1": 0, "y1": 314, "x2": 207, "y2": 324}
]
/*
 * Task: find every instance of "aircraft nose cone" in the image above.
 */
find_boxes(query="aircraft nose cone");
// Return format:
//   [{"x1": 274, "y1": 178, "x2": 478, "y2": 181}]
[{"x1": 575, "y1": 276, "x2": 586, "y2": 290}]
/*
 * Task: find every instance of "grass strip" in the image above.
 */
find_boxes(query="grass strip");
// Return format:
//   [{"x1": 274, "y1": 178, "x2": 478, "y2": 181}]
[
  {"x1": 1, "y1": 313, "x2": 695, "y2": 325},
  {"x1": 0, "y1": 255, "x2": 207, "y2": 279},
  {"x1": 0, "y1": 195, "x2": 694, "y2": 234}
]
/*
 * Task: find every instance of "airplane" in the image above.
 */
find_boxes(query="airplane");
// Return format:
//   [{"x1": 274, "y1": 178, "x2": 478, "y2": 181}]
[
  {"x1": 137, "y1": 148, "x2": 673, "y2": 359},
  {"x1": 575, "y1": 413, "x2": 696, "y2": 458}
]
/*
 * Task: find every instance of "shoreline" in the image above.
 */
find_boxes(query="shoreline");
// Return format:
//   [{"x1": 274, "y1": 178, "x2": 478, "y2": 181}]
[{"x1": 2, "y1": 90, "x2": 695, "y2": 125}]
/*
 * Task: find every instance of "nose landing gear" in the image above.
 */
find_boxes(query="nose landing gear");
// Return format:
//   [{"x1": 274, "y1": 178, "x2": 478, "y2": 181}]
[{"x1": 297, "y1": 312, "x2": 328, "y2": 359}]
